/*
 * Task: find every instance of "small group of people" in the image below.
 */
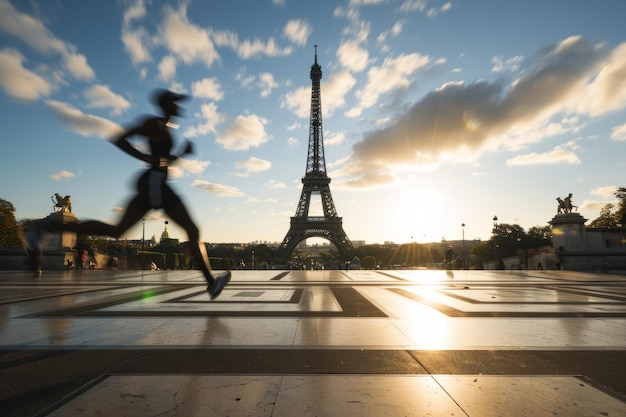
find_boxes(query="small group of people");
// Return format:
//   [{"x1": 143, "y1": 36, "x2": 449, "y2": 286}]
[{"x1": 24, "y1": 89, "x2": 230, "y2": 300}]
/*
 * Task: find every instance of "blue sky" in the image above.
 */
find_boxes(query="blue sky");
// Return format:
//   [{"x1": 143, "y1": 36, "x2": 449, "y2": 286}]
[{"x1": 1, "y1": 0, "x2": 625, "y2": 246}]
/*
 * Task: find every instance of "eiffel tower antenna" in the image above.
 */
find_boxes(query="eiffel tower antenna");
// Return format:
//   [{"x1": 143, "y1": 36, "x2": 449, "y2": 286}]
[{"x1": 279, "y1": 46, "x2": 353, "y2": 258}]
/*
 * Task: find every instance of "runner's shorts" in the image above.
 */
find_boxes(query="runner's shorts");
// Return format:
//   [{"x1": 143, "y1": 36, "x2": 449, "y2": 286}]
[{"x1": 136, "y1": 168, "x2": 182, "y2": 211}]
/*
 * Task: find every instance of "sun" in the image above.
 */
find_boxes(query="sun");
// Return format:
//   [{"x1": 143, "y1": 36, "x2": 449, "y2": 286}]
[{"x1": 390, "y1": 186, "x2": 444, "y2": 243}]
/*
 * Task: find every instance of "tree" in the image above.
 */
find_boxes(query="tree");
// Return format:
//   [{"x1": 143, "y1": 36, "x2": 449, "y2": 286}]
[
  {"x1": 615, "y1": 187, "x2": 626, "y2": 227},
  {"x1": 526, "y1": 225, "x2": 552, "y2": 247},
  {"x1": 588, "y1": 187, "x2": 626, "y2": 228},
  {"x1": 470, "y1": 223, "x2": 553, "y2": 267},
  {"x1": 588, "y1": 203, "x2": 620, "y2": 228},
  {"x1": 0, "y1": 198, "x2": 22, "y2": 248}
]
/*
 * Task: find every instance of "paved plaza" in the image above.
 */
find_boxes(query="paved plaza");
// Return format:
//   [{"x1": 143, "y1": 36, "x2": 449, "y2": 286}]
[{"x1": 0, "y1": 268, "x2": 625, "y2": 416}]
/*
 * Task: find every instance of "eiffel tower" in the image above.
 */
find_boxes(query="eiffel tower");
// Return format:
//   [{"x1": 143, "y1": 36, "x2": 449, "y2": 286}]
[{"x1": 280, "y1": 46, "x2": 353, "y2": 258}]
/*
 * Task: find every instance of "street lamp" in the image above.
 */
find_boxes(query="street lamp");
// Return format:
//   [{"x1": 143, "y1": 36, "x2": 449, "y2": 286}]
[
  {"x1": 492, "y1": 216, "x2": 498, "y2": 270},
  {"x1": 461, "y1": 223, "x2": 465, "y2": 269},
  {"x1": 252, "y1": 250, "x2": 255, "y2": 270},
  {"x1": 142, "y1": 218, "x2": 145, "y2": 250}
]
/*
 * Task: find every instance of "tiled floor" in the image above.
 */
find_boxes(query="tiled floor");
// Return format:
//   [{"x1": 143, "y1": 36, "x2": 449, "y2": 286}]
[{"x1": 1, "y1": 269, "x2": 625, "y2": 416}]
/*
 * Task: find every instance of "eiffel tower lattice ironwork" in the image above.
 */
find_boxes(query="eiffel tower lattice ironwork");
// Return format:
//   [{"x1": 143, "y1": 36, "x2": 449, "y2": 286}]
[{"x1": 280, "y1": 46, "x2": 353, "y2": 258}]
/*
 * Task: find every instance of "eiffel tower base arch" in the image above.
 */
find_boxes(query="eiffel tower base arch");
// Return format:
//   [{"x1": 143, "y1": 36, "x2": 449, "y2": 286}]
[{"x1": 280, "y1": 218, "x2": 353, "y2": 259}]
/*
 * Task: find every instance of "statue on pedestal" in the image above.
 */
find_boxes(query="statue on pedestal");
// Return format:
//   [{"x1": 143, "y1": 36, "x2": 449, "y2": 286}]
[
  {"x1": 51, "y1": 193, "x2": 72, "y2": 214},
  {"x1": 556, "y1": 193, "x2": 577, "y2": 214}
]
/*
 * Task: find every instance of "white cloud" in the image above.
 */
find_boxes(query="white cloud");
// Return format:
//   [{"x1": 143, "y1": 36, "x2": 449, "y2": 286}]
[
  {"x1": 264, "y1": 180, "x2": 286, "y2": 189},
  {"x1": 192, "y1": 77, "x2": 224, "y2": 101},
  {"x1": 325, "y1": 131, "x2": 346, "y2": 146},
  {"x1": 258, "y1": 72, "x2": 278, "y2": 98},
  {"x1": 191, "y1": 179, "x2": 244, "y2": 197},
  {"x1": 235, "y1": 157, "x2": 272, "y2": 176},
  {"x1": 216, "y1": 114, "x2": 270, "y2": 150},
  {"x1": 0, "y1": 0, "x2": 95, "y2": 81},
  {"x1": 337, "y1": 40, "x2": 369, "y2": 72},
  {"x1": 506, "y1": 141, "x2": 581, "y2": 167},
  {"x1": 399, "y1": 0, "x2": 427, "y2": 13},
  {"x1": 283, "y1": 70, "x2": 356, "y2": 118},
  {"x1": 46, "y1": 100, "x2": 123, "y2": 139},
  {"x1": 0, "y1": 48, "x2": 52, "y2": 101},
  {"x1": 121, "y1": 0, "x2": 151, "y2": 65},
  {"x1": 121, "y1": 28, "x2": 152, "y2": 65},
  {"x1": 158, "y1": 55, "x2": 177, "y2": 82},
  {"x1": 50, "y1": 170, "x2": 75, "y2": 180},
  {"x1": 184, "y1": 102, "x2": 225, "y2": 138},
  {"x1": 590, "y1": 186, "x2": 618, "y2": 198},
  {"x1": 610, "y1": 123, "x2": 626, "y2": 141},
  {"x1": 175, "y1": 158, "x2": 211, "y2": 174},
  {"x1": 491, "y1": 55, "x2": 524, "y2": 73},
  {"x1": 83, "y1": 85, "x2": 131, "y2": 116},
  {"x1": 337, "y1": 36, "x2": 611, "y2": 188},
  {"x1": 161, "y1": 4, "x2": 219, "y2": 68},
  {"x1": 577, "y1": 42, "x2": 626, "y2": 116},
  {"x1": 283, "y1": 19, "x2": 312, "y2": 46},
  {"x1": 355, "y1": 52, "x2": 430, "y2": 109}
]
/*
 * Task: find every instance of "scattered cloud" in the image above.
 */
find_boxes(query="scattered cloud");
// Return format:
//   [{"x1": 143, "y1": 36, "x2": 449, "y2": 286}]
[
  {"x1": 169, "y1": 158, "x2": 211, "y2": 178},
  {"x1": 235, "y1": 156, "x2": 272, "y2": 176},
  {"x1": 283, "y1": 71, "x2": 356, "y2": 118},
  {"x1": 611, "y1": 123, "x2": 626, "y2": 141},
  {"x1": 216, "y1": 114, "x2": 270, "y2": 150},
  {"x1": 264, "y1": 180, "x2": 286, "y2": 189},
  {"x1": 325, "y1": 131, "x2": 346, "y2": 146},
  {"x1": 491, "y1": 55, "x2": 524, "y2": 73},
  {"x1": 83, "y1": 85, "x2": 131, "y2": 116},
  {"x1": 336, "y1": 36, "x2": 621, "y2": 188},
  {"x1": 337, "y1": 40, "x2": 369, "y2": 72},
  {"x1": 0, "y1": 48, "x2": 52, "y2": 100},
  {"x1": 590, "y1": 185, "x2": 618, "y2": 198},
  {"x1": 191, "y1": 179, "x2": 244, "y2": 197},
  {"x1": 161, "y1": 3, "x2": 220, "y2": 68},
  {"x1": 283, "y1": 19, "x2": 312, "y2": 46},
  {"x1": 50, "y1": 170, "x2": 75, "y2": 180},
  {"x1": 0, "y1": 0, "x2": 96, "y2": 81},
  {"x1": 158, "y1": 55, "x2": 177, "y2": 82},
  {"x1": 191, "y1": 77, "x2": 224, "y2": 101},
  {"x1": 46, "y1": 100, "x2": 123, "y2": 139},
  {"x1": 184, "y1": 102, "x2": 225, "y2": 138},
  {"x1": 353, "y1": 52, "x2": 430, "y2": 110},
  {"x1": 506, "y1": 141, "x2": 581, "y2": 167},
  {"x1": 257, "y1": 73, "x2": 279, "y2": 98}
]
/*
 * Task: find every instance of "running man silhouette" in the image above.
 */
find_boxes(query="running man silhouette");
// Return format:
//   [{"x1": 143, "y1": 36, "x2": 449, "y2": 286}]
[{"x1": 24, "y1": 89, "x2": 230, "y2": 299}]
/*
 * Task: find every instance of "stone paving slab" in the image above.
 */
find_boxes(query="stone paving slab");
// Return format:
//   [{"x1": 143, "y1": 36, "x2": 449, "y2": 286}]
[
  {"x1": 0, "y1": 269, "x2": 624, "y2": 416},
  {"x1": 42, "y1": 374, "x2": 626, "y2": 417}
]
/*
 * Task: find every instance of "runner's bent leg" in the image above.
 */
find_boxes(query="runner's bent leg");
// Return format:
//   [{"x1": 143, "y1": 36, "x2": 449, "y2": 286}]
[
  {"x1": 165, "y1": 202, "x2": 215, "y2": 285},
  {"x1": 61, "y1": 196, "x2": 147, "y2": 238}
]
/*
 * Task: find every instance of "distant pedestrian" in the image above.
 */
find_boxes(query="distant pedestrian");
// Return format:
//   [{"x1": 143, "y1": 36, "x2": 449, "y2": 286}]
[{"x1": 445, "y1": 245, "x2": 454, "y2": 268}]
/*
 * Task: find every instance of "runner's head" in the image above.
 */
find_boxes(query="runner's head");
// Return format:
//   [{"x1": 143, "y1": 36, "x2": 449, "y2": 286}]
[{"x1": 151, "y1": 89, "x2": 189, "y2": 117}]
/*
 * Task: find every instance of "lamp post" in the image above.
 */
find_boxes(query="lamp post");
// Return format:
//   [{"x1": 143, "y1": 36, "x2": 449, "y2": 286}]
[
  {"x1": 461, "y1": 223, "x2": 465, "y2": 269},
  {"x1": 252, "y1": 250, "x2": 255, "y2": 270},
  {"x1": 142, "y1": 218, "x2": 145, "y2": 250},
  {"x1": 492, "y1": 215, "x2": 498, "y2": 270}
]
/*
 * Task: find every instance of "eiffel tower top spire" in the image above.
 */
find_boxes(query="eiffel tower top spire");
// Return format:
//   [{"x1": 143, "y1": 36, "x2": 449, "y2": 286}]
[{"x1": 306, "y1": 44, "x2": 326, "y2": 177}]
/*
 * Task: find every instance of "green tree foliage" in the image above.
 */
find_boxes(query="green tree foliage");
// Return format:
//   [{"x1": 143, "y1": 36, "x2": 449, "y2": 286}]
[
  {"x1": 588, "y1": 203, "x2": 620, "y2": 228},
  {"x1": 0, "y1": 198, "x2": 22, "y2": 248},
  {"x1": 615, "y1": 187, "x2": 626, "y2": 227},
  {"x1": 361, "y1": 256, "x2": 378, "y2": 269},
  {"x1": 470, "y1": 223, "x2": 553, "y2": 266},
  {"x1": 589, "y1": 187, "x2": 626, "y2": 228}
]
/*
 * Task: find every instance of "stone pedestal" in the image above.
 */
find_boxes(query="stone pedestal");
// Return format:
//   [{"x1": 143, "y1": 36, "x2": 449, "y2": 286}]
[
  {"x1": 549, "y1": 213, "x2": 588, "y2": 270},
  {"x1": 42, "y1": 211, "x2": 78, "y2": 252},
  {"x1": 549, "y1": 213, "x2": 587, "y2": 252}
]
